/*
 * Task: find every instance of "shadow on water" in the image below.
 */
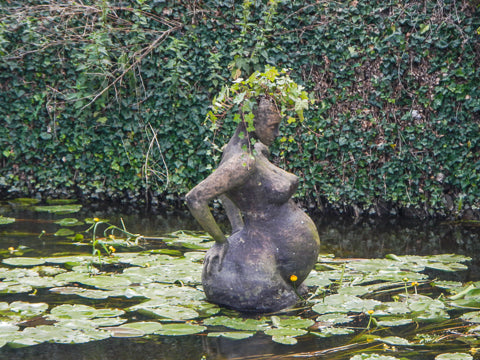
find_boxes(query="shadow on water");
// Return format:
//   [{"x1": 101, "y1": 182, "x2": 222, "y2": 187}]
[
  {"x1": 314, "y1": 216, "x2": 480, "y2": 282},
  {"x1": 0, "y1": 203, "x2": 479, "y2": 360},
  {"x1": 0, "y1": 326, "x2": 472, "y2": 360}
]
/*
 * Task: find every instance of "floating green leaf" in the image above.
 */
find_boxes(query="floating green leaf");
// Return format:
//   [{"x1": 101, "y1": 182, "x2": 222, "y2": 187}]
[
  {"x1": 315, "y1": 313, "x2": 354, "y2": 325},
  {"x1": 2, "y1": 257, "x2": 45, "y2": 267},
  {"x1": 44, "y1": 256, "x2": 87, "y2": 264},
  {"x1": 118, "y1": 321, "x2": 163, "y2": 334},
  {"x1": 376, "y1": 336, "x2": 411, "y2": 345},
  {"x1": 54, "y1": 228, "x2": 75, "y2": 236},
  {"x1": 133, "y1": 304, "x2": 199, "y2": 321},
  {"x1": 18, "y1": 325, "x2": 110, "y2": 345},
  {"x1": 46, "y1": 199, "x2": 78, "y2": 205},
  {"x1": 350, "y1": 354, "x2": 399, "y2": 360},
  {"x1": 435, "y1": 353, "x2": 473, "y2": 360},
  {"x1": 312, "y1": 327, "x2": 355, "y2": 337},
  {"x1": 264, "y1": 327, "x2": 307, "y2": 337},
  {"x1": 202, "y1": 316, "x2": 269, "y2": 331},
  {"x1": 154, "y1": 323, "x2": 206, "y2": 336},
  {"x1": 0, "y1": 216, "x2": 15, "y2": 225},
  {"x1": 9, "y1": 301, "x2": 49, "y2": 318},
  {"x1": 54, "y1": 218, "x2": 84, "y2": 227},
  {"x1": 103, "y1": 326, "x2": 145, "y2": 338},
  {"x1": 207, "y1": 331, "x2": 254, "y2": 340},
  {"x1": 49, "y1": 304, "x2": 124, "y2": 320},
  {"x1": 271, "y1": 335, "x2": 298, "y2": 345},
  {"x1": 312, "y1": 295, "x2": 381, "y2": 315},
  {"x1": 461, "y1": 311, "x2": 480, "y2": 324},
  {"x1": 271, "y1": 315, "x2": 314, "y2": 329},
  {"x1": 8, "y1": 198, "x2": 40, "y2": 206},
  {"x1": 33, "y1": 204, "x2": 82, "y2": 214}
]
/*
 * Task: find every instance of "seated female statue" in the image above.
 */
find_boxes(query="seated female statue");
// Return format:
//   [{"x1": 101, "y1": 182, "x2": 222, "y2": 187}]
[{"x1": 186, "y1": 97, "x2": 320, "y2": 313}]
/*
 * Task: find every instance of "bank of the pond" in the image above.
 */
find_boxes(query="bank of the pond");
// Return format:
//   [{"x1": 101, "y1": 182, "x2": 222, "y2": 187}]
[
  {"x1": 1, "y1": 1, "x2": 479, "y2": 223},
  {"x1": 2, "y1": 191, "x2": 480, "y2": 222}
]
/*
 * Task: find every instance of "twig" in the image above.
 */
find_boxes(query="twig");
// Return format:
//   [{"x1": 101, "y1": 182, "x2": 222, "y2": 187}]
[{"x1": 80, "y1": 25, "x2": 181, "y2": 110}]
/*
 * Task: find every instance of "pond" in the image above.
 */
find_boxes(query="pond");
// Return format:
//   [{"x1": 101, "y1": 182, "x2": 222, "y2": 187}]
[{"x1": 0, "y1": 199, "x2": 479, "y2": 360}]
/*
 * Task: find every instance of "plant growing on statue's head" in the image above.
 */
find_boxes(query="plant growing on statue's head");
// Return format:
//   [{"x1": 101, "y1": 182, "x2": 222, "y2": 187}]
[{"x1": 206, "y1": 66, "x2": 312, "y2": 152}]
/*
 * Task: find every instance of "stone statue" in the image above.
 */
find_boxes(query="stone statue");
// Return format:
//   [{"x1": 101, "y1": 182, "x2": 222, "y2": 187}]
[{"x1": 186, "y1": 97, "x2": 320, "y2": 313}]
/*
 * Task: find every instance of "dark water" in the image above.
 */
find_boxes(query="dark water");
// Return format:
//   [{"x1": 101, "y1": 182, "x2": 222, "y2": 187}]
[{"x1": 0, "y1": 203, "x2": 479, "y2": 360}]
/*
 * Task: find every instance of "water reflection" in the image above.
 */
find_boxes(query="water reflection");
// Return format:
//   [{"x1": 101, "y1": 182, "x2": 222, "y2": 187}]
[
  {"x1": 1, "y1": 203, "x2": 479, "y2": 278},
  {"x1": 313, "y1": 216, "x2": 480, "y2": 281},
  {"x1": 0, "y1": 202, "x2": 479, "y2": 360}
]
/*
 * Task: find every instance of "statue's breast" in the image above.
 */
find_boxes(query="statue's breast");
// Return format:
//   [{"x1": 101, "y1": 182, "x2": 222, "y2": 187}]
[
  {"x1": 227, "y1": 154, "x2": 298, "y2": 212},
  {"x1": 255, "y1": 156, "x2": 298, "y2": 203}
]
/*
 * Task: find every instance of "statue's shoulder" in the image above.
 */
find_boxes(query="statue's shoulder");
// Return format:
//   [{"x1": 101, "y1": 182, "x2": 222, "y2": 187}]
[{"x1": 254, "y1": 142, "x2": 269, "y2": 157}]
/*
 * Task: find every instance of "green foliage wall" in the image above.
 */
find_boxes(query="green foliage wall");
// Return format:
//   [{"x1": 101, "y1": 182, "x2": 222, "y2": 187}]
[{"x1": 0, "y1": 0, "x2": 479, "y2": 217}]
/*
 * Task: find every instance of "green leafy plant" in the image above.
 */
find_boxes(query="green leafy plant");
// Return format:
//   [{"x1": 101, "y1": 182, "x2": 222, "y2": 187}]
[
  {"x1": 0, "y1": 1, "x2": 479, "y2": 218},
  {"x1": 207, "y1": 66, "x2": 310, "y2": 136},
  {"x1": 86, "y1": 218, "x2": 142, "y2": 261}
]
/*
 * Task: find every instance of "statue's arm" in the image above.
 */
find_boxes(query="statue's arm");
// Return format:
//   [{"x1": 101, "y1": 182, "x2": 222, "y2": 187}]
[
  {"x1": 219, "y1": 194, "x2": 244, "y2": 234},
  {"x1": 186, "y1": 154, "x2": 253, "y2": 243}
]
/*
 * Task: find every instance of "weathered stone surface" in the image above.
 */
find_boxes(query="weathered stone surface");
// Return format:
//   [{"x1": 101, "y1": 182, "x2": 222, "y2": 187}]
[{"x1": 186, "y1": 98, "x2": 320, "y2": 312}]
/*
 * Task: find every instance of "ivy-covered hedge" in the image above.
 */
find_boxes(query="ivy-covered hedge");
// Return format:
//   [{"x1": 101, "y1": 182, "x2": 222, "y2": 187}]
[{"x1": 0, "y1": 0, "x2": 479, "y2": 218}]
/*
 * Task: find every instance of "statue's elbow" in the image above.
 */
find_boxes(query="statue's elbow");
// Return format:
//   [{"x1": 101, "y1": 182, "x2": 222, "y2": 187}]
[{"x1": 185, "y1": 191, "x2": 200, "y2": 211}]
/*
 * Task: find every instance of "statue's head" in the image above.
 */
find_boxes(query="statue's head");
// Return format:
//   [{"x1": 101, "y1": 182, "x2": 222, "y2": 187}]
[{"x1": 253, "y1": 97, "x2": 281, "y2": 146}]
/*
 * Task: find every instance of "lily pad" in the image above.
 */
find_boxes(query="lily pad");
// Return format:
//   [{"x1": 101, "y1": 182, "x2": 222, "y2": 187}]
[
  {"x1": 59, "y1": 274, "x2": 132, "y2": 290},
  {"x1": 435, "y1": 353, "x2": 473, "y2": 360},
  {"x1": 313, "y1": 327, "x2": 355, "y2": 337},
  {"x1": 0, "y1": 216, "x2": 15, "y2": 225},
  {"x1": 118, "y1": 321, "x2": 163, "y2": 334},
  {"x1": 271, "y1": 335, "x2": 299, "y2": 345},
  {"x1": 312, "y1": 295, "x2": 381, "y2": 315},
  {"x1": 376, "y1": 318, "x2": 413, "y2": 327},
  {"x1": 2, "y1": 257, "x2": 45, "y2": 267},
  {"x1": 271, "y1": 316, "x2": 314, "y2": 329},
  {"x1": 264, "y1": 327, "x2": 307, "y2": 337},
  {"x1": 337, "y1": 286, "x2": 372, "y2": 296},
  {"x1": 350, "y1": 354, "x2": 399, "y2": 360},
  {"x1": 315, "y1": 313, "x2": 354, "y2": 325},
  {"x1": 14, "y1": 324, "x2": 111, "y2": 345},
  {"x1": 153, "y1": 249, "x2": 184, "y2": 257},
  {"x1": 207, "y1": 331, "x2": 255, "y2": 340},
  {"x1": 133, "y1": 304, "x2": 199, "y2": 321},
  {"x1": 49, "y1": 304, "x2": 124, "y2": 320},
  {"x1": 33, "y1": 204, "x2": 82, "y2": 214},
  {"x1": 461, "y1": 311, "x2": 480, "y2": 323},
  {"x1": 162, "y1": 230, "x2": 213, "y2": 250},
  {"x1": 44, "y1": 256, "x2": 87, "y2": 264},
  {"x1": 303, "y1": 269, "x2": 333, "y2": 287},
  {"x1": 425, "y1": 262, "x2": 469, "y2": 272},
  {"x1": 202, "y1": 316, "x2": 269, "y2": 331},
  {"x1": 9, "y1": 301, "x2": 49, "y2": 318},
  {"x1": 103, "y1": 326, "x2": 145, "y2": 338},
  {"x1": 46, "y1": 199, "x2": 78, "y2": 205},
  {"x1": 376, "y1": 336, "x2": 411, "y2": 345},
  {"x1": 0, "y1": 281, "x2": 33, "y2": 294},
  {"x1": 54, "y1": 228, "x2": 75, "y2": 237},
  {"x1": 154, "y1": 323, "x2": 206, "y2": 336},
  {"x1": 8, "y1": 198, "x2": 40, "y2": 206},
  {"x1": 54, "y1": 218, "x2": 84, "y2": 227}
]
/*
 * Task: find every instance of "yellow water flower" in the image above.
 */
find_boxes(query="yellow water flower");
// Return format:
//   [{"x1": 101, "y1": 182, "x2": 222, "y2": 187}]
[
  {"x1": 290, "y1": 274, "x2": 298, "y2": 282},
  {"x1": 367, "y1": 310, "x2": 374, "y2": 315},
  {"x1": 109, "y1": 246, "x2": 116, "y2": 253},
  {"x1": 108, "y1": 234, "x2": 115, "y2": 240},
  {"x1": 93, "y1": 217, "x2": 100, "y2": 222}
]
